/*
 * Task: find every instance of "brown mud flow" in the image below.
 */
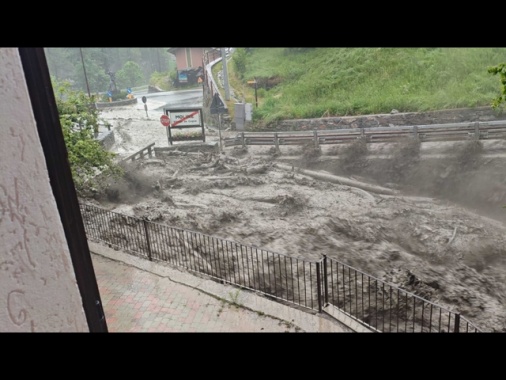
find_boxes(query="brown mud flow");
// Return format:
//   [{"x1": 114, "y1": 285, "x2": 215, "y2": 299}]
[{"x1": 85, "y1": 106, "x2": 506, "y2": 332}]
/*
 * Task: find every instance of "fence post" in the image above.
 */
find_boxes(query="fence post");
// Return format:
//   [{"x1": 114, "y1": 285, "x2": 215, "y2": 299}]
[
  {"x1": 316, "y1": 261, "x2": 323, "y2": 313},
  {"x1": 454, "y1": 313, "x2": 461, "y2": 333},
  {"x1": 143, "y1": 219, "x2": 153, "y2": 261},
  {"x1": 413, "y1": 125, "x2": 419, "y2": 141},
  {"x1": 313, "y1": 130, "x2": 319, "y2": 149},
  {"x1": 474, "y1": 122, "x2": 480, "y2": 140},
  {"x1": 323, "y1": 255, "x2": 328, "y2": 306}
]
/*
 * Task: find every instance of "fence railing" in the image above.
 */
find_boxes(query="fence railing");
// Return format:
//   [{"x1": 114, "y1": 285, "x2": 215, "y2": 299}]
[
  {"x1": 80, "y1": 203, "x2": 482, "y2": 332},
  {"x1": 120, "y1": 143, "x2": 155, "y2": 163},
  {"x1": 322, "y1": 257, "x2": 479, "y2": 332},
  {"x1": 225, "y1": 120, "x2": 506, "y2": 148}
]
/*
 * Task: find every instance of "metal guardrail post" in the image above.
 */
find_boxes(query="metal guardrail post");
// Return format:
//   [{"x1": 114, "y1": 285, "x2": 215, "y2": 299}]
[
  {"x1": 474, "y1": 122, "x2": 480, "y2": 140},
  {"x1": 242, "y1": 132, "x2": 246, "y2": 148},
  {"x1": 316, "y1": 261, "x2": 323, "y2": 313},
  {"x1": 274, "y1": 132, "x2": 280, "y2": 152},
  {"x1": 143, "y1": 219, "x2": 153, "y2": 261},
  {"x1": 313, "y1": 130, "x2": 319, "y2": 149},
  {"x1": 413, "y1": 125, "x2": 419, "y2": 140}
]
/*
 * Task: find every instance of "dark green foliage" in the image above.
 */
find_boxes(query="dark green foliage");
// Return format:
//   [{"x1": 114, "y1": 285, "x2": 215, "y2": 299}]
[
  {"x1": 101, "y1": 90, "x2": 129, "y2": 102},
  {"x1": 45, "y1": 48, "x2": 175, "y2": 93},
  {"x1": 116, "y1": 61, "x2": 145, "y2": 89},
  {"x1": 488, "y1": 63, "x2": 506, "y2": 111},
  {"x1": 52, "y1": 78, "x2": 123, "y2": 195}
]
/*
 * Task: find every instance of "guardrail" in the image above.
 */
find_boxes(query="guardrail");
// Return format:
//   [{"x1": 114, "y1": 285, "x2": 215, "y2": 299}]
[
  {"x1": 204, "y1": 55, "x2": 228, "y2": 113},
  {"x1": 225, "y1": 120, "x2": 506, "y2": 148},
  {"x1": 80, "y1": 202, "x2": 482, "y2": 332}
]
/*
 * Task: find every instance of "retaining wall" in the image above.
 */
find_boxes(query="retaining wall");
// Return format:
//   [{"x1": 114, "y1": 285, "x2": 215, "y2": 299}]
[
  {"x1": 95, "y1": 97, "x2": 138, "y2": 109},
  {"x1": 259, "y1": 107, "x2": 506, "y2": 132}
]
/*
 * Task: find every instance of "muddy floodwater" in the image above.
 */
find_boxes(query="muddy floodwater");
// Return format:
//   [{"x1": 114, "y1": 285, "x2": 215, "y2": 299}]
[{"x1": 83, "y1": 103, "x2": 506, "y2": 332}]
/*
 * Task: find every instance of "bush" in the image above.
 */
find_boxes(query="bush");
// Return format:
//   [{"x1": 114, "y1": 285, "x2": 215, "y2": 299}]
[{"x1": 101, "y1": 90, "x2": 129, "y2": 102}]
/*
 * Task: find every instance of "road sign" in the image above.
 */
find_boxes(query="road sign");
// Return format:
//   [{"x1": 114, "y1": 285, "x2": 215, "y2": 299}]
[
  {"x1": 160, "y1": 114, "x2": 170, "y2": 127},
  {"x1": 172, "y1": 111, "x2": 199, "y2": 127},
  {"x1": 166, "y1": 110, "x2": 201, "y2": 127},
  {"x1": 210, "y1": 93, "x2": 227, "y2": 114}
]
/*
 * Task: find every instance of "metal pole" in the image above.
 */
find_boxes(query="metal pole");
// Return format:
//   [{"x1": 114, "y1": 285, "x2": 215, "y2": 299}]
[
  {"x1": 454, "y1": 313, "x2": 461, "y2": 333},
  {"x1": 143, "y1": 219, "x2": 153, "y2": 261},
  {"x1": 156, "y1": 48, "x2": 161, "y2": 72},
  {"x1": 218, "y1": 113, "x2": 223, "y2": 152},
  {"x1": 316, "y1": 262, "x2": 323, "y2": 313},
  {"x1": 221, "y1": 48, "x2": 230, "y2": 101},
  {"x1": 323, "y1": 255, "x2": 328, "y2": 306},
  {"x1": 79, "y1": 48, "x2": 91, "y2": 98}
]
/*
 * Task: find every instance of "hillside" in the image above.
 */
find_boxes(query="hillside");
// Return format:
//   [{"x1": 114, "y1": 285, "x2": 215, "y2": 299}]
[{"x1": 218, "y1": 48, "x2": 506, "y2": 125}]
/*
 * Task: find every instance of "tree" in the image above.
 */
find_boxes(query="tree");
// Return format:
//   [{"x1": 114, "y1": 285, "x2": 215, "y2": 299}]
[
  {"x1": 44, "y1": 48, "x2": 75, "y2": 80},
  {"x1": 73, "y1": 54, "x2": 109, "y2": 94},
  {"x1": 52, "y1": 77, "x2": 123, "y2": 195},
  {"x1": 45, "y1": 48, "x2": 175, "y2": 93},
  {"x1": 116, "y1": 61, "x2": 145, "y2": 89},
  {"x1": 488, "y1": 63, "x2": 506, "y2": 111}
]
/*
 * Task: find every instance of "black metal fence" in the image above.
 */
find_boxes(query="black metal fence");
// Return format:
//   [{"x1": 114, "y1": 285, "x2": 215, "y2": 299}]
[
  {"x1": 323, "y1": 257, "x2": 479, "y2": 332},
  {"x1": 80, "y1": 203, "x2": 482, "y2": 332}
]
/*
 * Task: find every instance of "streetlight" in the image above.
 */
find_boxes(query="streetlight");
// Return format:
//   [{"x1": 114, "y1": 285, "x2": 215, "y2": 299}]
[{"x1": 79, "y1": 48, "x2": 91, "y2": 98}]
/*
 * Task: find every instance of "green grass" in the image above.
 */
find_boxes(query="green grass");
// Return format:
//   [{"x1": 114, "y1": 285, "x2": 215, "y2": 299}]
[{"x1": 228, "y1": 48, "x2": 506, "y2": 125}]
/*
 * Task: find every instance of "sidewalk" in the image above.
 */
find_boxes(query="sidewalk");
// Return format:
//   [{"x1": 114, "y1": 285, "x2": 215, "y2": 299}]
[{"x1": 89, "y1": 241, "x2": 354, "y2": 333}]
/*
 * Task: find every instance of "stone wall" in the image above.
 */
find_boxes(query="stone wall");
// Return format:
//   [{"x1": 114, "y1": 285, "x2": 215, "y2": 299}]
[
  {"x1": 95, "y1": 97, "x2": 138, "y2": 109},
  {"x1": 256, "y1": 107, "x2": 506, "y2": 132}
]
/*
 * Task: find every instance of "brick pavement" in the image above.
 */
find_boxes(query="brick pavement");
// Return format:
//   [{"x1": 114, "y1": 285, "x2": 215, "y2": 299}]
[
  {"x1": 89, "y1": 241, "x2": 354, "y2": 332},
  {"x1": 92, "y1": 254, "x2": 303, "y2": 332}
]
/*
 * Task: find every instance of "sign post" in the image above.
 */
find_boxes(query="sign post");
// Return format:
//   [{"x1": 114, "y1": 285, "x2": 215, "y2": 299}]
[
  {"x1": 161, "y1": 108, "x2": 205, "y2": 146},
  {"x1": 160, "y1": 114, "x2": 171, "y2": 145},
  {"x1": 218, "y1": 114, "x2": 223, "y2": 152},
  {"x1": 247, "y1": 79, "x2": 258, "y2": 108},
  {"x1": 210, "y1": 93, "x2": 228, "y2": 152},
  {"x1": 142, "y1": 96, "x2": 148, "y2": 118}
]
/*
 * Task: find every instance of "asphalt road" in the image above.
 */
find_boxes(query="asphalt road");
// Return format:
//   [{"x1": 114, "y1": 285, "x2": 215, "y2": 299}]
[{"x1": 132, "y1": 88, "x2": 204, "y2": 111}]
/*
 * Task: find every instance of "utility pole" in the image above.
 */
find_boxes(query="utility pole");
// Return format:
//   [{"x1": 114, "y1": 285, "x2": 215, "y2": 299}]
[
  {"x1": 218, "y1": 113, "x2": 223, "y2": 152},
  {"x1": 221, "y1": 48, "x2": 230, "y2": 101},
  {"x1": 156, "y1": 48, "x2": 162, "y2": 72},
  {"x1": 79, "y1": 48, "x2": 91, "y2": 98}
]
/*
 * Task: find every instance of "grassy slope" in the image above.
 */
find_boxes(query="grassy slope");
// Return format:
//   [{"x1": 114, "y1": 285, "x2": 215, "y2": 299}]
[{"x1": 226, "y1": 48, "x2": 506, "y2": 125}]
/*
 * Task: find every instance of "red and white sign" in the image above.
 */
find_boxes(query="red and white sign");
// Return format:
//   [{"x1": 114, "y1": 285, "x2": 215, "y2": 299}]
[
  {"x1": 160, "y1": 114, "x2": 170, "y2": 127},
  {"x1": 168, "y1": 110, "x2": 201, "y2": 127}
]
